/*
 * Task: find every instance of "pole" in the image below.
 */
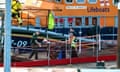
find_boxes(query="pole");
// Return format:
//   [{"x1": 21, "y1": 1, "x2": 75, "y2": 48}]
[
  {"x1": 98, "y1": 34, "x2": 101, "y2": 51},
  {"x1": 78, "y1": 31, "x2": 82, "y2": 56},
  {"x1": 96, "y1": 25, "x2": 99, "y2": 61},
  {"x1": 47, "y1": 10, "x2": 50, "y2": 66},
  {"x1": 4, "y1": 0, "x2": 11, "y2": 72},
  {"x1": 48, "y1": 43, "x2": 50, "y2": 66},
  {"x1": 27, "y1": 11, "x2": 29, "y2": 30},
  {"x1": 65, "y1": 37, "x2": 68, "y2": 58},
  {"x1": 0, "y1": 10, "x2": 4, "y2": 47},
  {"x1": 117, "y1": 1, "x2": 120, "y2": 68}
]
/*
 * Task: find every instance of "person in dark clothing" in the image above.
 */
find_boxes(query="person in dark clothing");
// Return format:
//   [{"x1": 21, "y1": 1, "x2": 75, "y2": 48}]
[{"x1": 29, "y1": 31, "x2": 41, "y2": 60}]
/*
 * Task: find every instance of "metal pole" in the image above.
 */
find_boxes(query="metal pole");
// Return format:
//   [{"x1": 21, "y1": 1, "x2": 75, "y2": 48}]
[
  {"x1": 0, "y1": 11, "x2": 4, "y2": 48},
  {"x1": 92, "y1": 40, "x2": 95, "y2": 56},
  {"x1": 27, "y1": 11, "x2": 29, "y2": 30},
  {"x1": 65, "y1": 37, "x2": 68, "y2": 58},
  {"x1": 98, "y1": 34, "x2": 101, "y2": 51},
  {"x1": 47, "y1": 10, "x2": 50, "y2": 66},
  {"x1": 46, "y1": 10, "x2": 50, "y2": 39},
  {"x1": 22, "y1": 8, "x2": 62, "y2": 11},
  {"x1": 117, "y1": 1, "x2": 120, "y2": 68},
  {"x1": 48, "y1": 43, "x2": 50, "y2": 66},
  {"x1": 4, "y1": 0, "x2": 11, "y2": 72},
  {"x1": 69, "y1": 29, "x2": 71, "y2": 65},
  {"x1": 78, "y1": 31, "x2": 82, "y2": 56},
  {"x1": 96, "y1": 25, "x2": 99, "y2": 61}
]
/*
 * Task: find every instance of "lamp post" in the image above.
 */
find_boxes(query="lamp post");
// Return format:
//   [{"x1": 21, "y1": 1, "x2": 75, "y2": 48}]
[{"x1": 117, "y1": 1, "x2": 120, "y2": 68}]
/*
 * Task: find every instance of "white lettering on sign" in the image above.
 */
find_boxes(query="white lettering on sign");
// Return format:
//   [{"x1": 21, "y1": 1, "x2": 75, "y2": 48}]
[
  {"x1": 12, "y1": 40, "x2": 28, "y2": 47},
  {"x1": 66, "y1": 6, "x2": 87, "y2": 9}
]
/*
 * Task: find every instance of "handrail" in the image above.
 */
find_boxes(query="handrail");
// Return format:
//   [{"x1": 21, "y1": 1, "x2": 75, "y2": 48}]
[{"x1": 21, "y1": 8, "x2": 62, "y2": 11}]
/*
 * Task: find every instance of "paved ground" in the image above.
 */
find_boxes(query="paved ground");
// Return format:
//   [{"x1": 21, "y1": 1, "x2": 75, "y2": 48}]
[
  {"x1": 40, "y1": 61, "x2": 116, "y2": 69},
  {"x1": 1, "y1": 68, "x2": 120, "y2": 72}
]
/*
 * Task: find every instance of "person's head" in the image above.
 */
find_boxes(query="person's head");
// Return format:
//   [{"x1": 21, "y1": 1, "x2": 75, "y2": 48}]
[
  {"x1": 69, "y1": 32, "x2": 74, "y2": 38},
  {"x1": 35, "y1": 31, "x2": 40, "y2": 35}
]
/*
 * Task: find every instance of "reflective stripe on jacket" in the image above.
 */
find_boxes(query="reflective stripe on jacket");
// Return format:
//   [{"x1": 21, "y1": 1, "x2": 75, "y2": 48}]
[{"x1": 71, "y1": 37, "x2": 76, "y2": 48}]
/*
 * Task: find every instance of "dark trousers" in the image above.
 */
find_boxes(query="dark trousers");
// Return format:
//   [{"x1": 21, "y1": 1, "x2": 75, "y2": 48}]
[
  {"x1": 12, "y1": 12, "x2": 20, "y2": 17},
  {"x1": 71, "y1": 47, "x2": 78, "y2": 57},
  {"x1": 29, "y1": 44, "x2": 39, "y2": 60}
]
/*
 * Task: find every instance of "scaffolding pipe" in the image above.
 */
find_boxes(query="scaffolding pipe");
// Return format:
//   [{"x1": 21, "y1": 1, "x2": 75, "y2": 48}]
[
  {"x1": 21, "y1": 8, "x2": 62, "y2": 11},
  {"x1": 4, "y1": 0, "x2": 11, "y2": 72}
]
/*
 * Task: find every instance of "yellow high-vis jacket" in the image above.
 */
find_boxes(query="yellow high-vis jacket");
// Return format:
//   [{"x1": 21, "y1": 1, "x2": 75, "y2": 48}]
[{"x1": 12, "y1": 0, "x2": 22, "y2": 14}]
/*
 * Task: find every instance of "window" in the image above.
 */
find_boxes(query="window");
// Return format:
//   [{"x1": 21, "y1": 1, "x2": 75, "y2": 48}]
[
  {"x1": 55, "y1": 18, "x2": 58, "y2": 27},
  {"x1": 55, "y1": 0, "x2": 61, "y2": 3},
  {"x1": 65, "y1": 0, "x2": 73, "y2": 4},
  {"x1": 68, "y1": 17, "x2": 73, "y2": 24},
  {"x1": 75, "y1": 17, "x2": 82, "y2": 26},
  {"x1": 92, "y1": 17, "x2": 97, "y2": 25},
  {"x1": 59, "y1": 18, "x2": 64, "y2": 26},
  {"x1": 85, "y1": 17, "x2": 89, "y2": 26},
  {"x1": 59, "y1": 18, "x2": 64, "y2": 24},
  {"x1": 113, "y1": 0, "x2": 119, "y2": 6},
  {"x1": 68, "y1": 17, "x2": 73, "y2": 27},
  {"x1": 55, "y1": 18, "x2": 58, "y2": 24},
  {"x1": 88, "y1": 0, "x2": 97, "y2": 4},
  {"x1": 76, "y1": 0, "x2": 85, "y2": 4}
]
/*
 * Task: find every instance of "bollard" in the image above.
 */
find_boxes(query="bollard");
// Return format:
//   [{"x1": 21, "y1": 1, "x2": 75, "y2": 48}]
[
  {"x1": 96, "y1": 60, "x2": 105, "y2": 69},
  {"x1": 77, "y1": 68, "x2": 81, "y2": 72}
]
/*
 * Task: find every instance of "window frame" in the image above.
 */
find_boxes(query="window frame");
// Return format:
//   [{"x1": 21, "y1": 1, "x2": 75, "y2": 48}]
[
  {"x1": 59, "y1": 17, "x2": 65, "y2": 27},
  {"x1": 92, "y1": 17, "x2": 97, "y2": 25},
  {"x1": 75, "y1": 17, "x2": 82, "y2": 26},
  {"x1": 55, "y1": 0, "x2": 62, "y2": 3},
  {"x1": 65, "y1": 0, "x2": 74, "y2": 4},
  {"x1": 113, "y1": 0, "x2": 119, "y2": 6},
  {"x1": 88, "y1": 0, "x2": 97, "y2": 4},
  {"x1": 85, "y1": 17, "x2": 89, "y2": 26},
  {"x1": 76, "y1": 0, "x2": 85, "y2": 4}
]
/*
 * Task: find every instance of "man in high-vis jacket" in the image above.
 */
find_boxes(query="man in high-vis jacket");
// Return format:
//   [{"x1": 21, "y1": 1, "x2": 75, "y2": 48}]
[
  {"x1": 12, "y1": 0, "x2": 22, "y2": 26},
  {"x1": 69, "y1": 32, "x2": 78, "y2": 57}
]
